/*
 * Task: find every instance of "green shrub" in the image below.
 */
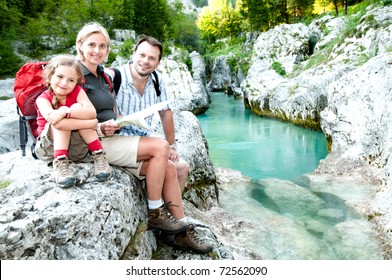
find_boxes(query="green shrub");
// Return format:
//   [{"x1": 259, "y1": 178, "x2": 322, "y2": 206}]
[
  {"x1": 0, "y1": 180, "x2": 11, "y2": 189},
  {"x1": 272, "y1": 61, "x2": 286, "y2": 76},
  {"x1": 0, "y1": 40, "x2": 23, "y2": 78},
  {"x1": 107, "y1": 51, "x2": 117, "y2": 65},
  {"x1": 118, "y1": 39, "x2": 136, "y2": 59}
]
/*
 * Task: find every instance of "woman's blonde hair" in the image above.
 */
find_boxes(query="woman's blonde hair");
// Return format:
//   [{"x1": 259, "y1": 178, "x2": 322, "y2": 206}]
[
  {"x1": 76, "y1": 22, "x2": 111, "y2": 62},
  {"x1": 42, "y1": 55, "x2": 83, "y2": 108}
]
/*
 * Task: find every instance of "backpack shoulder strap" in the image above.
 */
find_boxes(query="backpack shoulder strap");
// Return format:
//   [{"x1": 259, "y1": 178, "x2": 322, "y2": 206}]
[
  {"x1": 81, "y1": 70, "x2": 115, "y2": 93},
  {"x1": 152, "y1": 71, "x2": 161, "y2": 96},
  {"x1": 102, "y1": 72, "x2": 113, "y2": 93},
  {"x1": 112, "y1": 68, "x2": 122, "y2": 94},
  {"x1": 80, "y1": 77, "x2": 95, "y2": 90}
]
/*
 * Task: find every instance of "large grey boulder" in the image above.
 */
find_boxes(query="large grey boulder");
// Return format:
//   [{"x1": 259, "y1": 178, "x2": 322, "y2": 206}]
[
  {"x1": 159, "y1": 54, "x2": 210, "y2": 115},
  {"x1": 0, "y1": 106, "x2": 224, "y2": 260},
  {"x1": 0, "y1": 99, "x2": 21, "y2": 154},
  {"x1": 0, "y1": 79, "x2": 14, "y2": 99},
  {"x1": 319, "y1": 52, "x2": 392, "y2": 254},
  {"x1": 0, "y1": 151, "x2": 154, "y2": 259},
  {"x1": 242, "y1": 6, "x2": 392, "y2": 130}
]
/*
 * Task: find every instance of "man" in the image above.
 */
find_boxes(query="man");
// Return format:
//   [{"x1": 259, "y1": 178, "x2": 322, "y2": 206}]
[{"x1": 115, "y1": 35, "x2": 213, "y2": 253}]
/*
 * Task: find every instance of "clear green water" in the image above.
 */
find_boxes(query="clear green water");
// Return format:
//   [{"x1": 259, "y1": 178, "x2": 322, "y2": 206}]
[
  {"x1": 197, "y1": 92, "x2": 328, "y2": 181},
  {"x1": 197, "y1": 92, "x2": 384, "y2": 259}
]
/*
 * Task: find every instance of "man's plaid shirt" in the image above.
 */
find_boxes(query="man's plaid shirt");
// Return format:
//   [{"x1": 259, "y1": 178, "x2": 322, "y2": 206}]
[{"x1": 116, "y1": 61, "x2": 173, "y2": 136}]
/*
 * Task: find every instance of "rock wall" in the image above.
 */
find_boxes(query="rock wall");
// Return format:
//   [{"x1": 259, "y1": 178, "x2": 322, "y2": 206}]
[{"x1": 319, "y1": 52, "x2": 392, "y2": 256}]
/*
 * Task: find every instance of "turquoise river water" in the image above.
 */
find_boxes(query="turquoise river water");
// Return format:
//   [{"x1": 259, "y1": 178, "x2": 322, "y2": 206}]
[
  {"x1": 196, "y1": 92, "x2": 384, "y2": 260},
  {"x1": 197, "y1": 92, "x2": 328, "y2": 181}
]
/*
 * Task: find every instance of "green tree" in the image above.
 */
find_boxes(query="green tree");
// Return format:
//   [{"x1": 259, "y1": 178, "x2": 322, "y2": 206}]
[
  {"x1": 20, "y1": 0, "x2": 88, "y2": 57},
  {"x1": 196, "y1": 0, "x2": 242, "y2": 41},
  {"x1": 238, "y1": 0, "x2": 288, "y2": 31},
  {"x1": 133, "y1": 0, "x2": 173, "y2": 42},
  {"x1": 114, "y1": 0, "x2": 136, "y2": 29},
  {"x1": 85, "y1": 0, "x2": 123, "y2": 30},
  {"x1": 18, "y1": 0, "x2": 127, "y2": 58},
  {"x1": 0, "y1": 0, "x2": 23, "y2": 36},
  {"x1": 289, "y1": 0, "x2": 315, "y2": 20},
  {"x1": 170, "y1": 5, "x2": 201, "y2": 51},
  {"x1": 0, "y1": 0, "x2": 24, "y2": 77},
  {"x1": 313, "y1": 0, "x2": 364, "y2": 15}
]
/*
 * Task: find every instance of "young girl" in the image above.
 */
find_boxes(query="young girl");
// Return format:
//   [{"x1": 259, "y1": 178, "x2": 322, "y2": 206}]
[{"x1": 35, "y1": 55, "x2": 111, "y2": 188}]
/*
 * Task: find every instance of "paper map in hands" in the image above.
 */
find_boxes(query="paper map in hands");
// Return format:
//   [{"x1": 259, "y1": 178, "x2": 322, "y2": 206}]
[{"x1": 115, "y1": 101, "x2": 169, "y2": 131}]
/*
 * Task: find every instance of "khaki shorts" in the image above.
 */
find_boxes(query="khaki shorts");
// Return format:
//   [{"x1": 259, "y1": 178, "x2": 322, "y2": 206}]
[
  {"x1": 101, "y1": 134, "x2": 144, "y2": 179},
  {"x1": 34, "y1": 123, "x2": 90, "y2": 163},
  {"x1": 35, "y1": 125, "x2": 144, "y2": 179}
]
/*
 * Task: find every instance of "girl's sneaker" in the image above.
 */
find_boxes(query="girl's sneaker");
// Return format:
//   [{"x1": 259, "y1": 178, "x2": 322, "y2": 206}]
[
  {"x1": 53, "y1": 156, "x2": 76, "y2": 188},
  {"x1": 91, "y1": 150, "x2": 111, "y2": 181}
]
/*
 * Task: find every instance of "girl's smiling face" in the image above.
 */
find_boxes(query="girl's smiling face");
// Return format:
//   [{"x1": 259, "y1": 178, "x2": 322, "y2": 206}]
[{"x1": 50, "y1": 65, "x2": 79, "y2": 97}]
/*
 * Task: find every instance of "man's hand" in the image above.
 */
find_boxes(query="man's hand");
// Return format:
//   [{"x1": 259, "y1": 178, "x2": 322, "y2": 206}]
[{"x1": 169, "y1": 146, "x2": 179, "y2": 163}]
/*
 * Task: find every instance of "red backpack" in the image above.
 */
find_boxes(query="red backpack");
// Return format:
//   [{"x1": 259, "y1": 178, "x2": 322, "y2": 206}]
[
  {"x1": 14, "y1": 61, "x2": 120, "y2": 158},
  {"x1": 14, "y1": 61, "x2": 48, "y2": 158}
]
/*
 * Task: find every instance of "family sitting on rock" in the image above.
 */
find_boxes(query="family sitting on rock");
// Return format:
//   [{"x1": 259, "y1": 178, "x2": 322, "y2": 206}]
[{"x1": 32, "y1": 22, "x2": 214, "y2": 254}]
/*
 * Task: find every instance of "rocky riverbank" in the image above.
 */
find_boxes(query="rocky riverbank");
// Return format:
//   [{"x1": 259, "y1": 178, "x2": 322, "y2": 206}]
[{"x1": 207, "y1": 5, "x2": 392, "y2": 258}]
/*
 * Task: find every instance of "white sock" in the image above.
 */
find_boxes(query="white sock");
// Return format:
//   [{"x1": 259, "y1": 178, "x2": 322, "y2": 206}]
[
  {"x1": 148, "y1": 199, "x2": 163, "y2": 209},
  {"x1": 179, "y1": 217, "x2": 188, "y2": 223}
]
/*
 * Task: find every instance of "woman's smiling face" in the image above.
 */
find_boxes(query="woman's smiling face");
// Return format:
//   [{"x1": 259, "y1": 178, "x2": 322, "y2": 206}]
[{"x1": 79, "y1": 32, "x2": 109, "y2": 66}]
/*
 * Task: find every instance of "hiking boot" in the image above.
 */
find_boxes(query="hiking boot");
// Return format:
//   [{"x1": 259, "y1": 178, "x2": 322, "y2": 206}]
[
  {"x1": 91, "y1": 150, "x2": 111, "y2": 181},
  {"x1": 159, "y1": 232, "x2": 175, "y2": 245},
  {"x1": 53, "y1": 156, "x2": 76, "y2": 188},
  {"x1": 148, "y1": 204, "x2": 188, "y2": 234},
  {"x1": 173, "y1": 224, "x2": 214, "y2": 253}
]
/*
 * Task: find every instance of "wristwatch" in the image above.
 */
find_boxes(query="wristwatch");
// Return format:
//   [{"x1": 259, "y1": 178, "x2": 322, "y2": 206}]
[{"x1": 63, "y1": 107, "x2": 71, "y2": 118}]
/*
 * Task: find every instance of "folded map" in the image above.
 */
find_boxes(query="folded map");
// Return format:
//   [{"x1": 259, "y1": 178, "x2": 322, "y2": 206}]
[{"x1": 115, "y1": 101, "x2": 169, "y2": 130}]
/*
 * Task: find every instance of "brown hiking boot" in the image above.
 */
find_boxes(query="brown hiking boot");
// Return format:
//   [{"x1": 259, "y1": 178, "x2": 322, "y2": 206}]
[
  {"x1": 53, "y1": 156, "x2": 76, "y2": 188},
  {"x1": 91, "y1": 150, "x2": 111, "y2": 181},
  {"x1": 173, "y1": 224, "x2": 214, "y2": 253},
  {"x1": 148, "y1": 204, "x2": 188, "y2": 234}
]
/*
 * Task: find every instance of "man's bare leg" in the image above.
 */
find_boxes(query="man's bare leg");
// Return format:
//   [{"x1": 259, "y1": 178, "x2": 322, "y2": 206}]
[
  {"x1": 162, "y1": 160, "x2": 185, "y2": 219},
  {"x1": 175, "y1": 159, "x2": 189, "y2": 193},
  {"x1": 138, "y1": 137, "x2": 168, "y2": 200}
]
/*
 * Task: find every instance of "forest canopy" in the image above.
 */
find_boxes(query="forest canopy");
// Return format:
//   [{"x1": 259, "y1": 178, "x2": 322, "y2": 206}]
[{"x1": 0, "y1": 0, "x2": 380, "y2": 78}]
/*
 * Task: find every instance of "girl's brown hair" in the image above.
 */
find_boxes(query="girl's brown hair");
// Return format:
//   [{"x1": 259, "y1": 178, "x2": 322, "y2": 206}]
[{"x1": 42, "y1": 55, "x2": 83, "y2": 108}]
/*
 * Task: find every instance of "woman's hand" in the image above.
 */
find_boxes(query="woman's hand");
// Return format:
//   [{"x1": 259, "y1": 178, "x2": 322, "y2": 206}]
[{"x1": 99, "y1": 119, "x2": 120, "y2": 137}]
